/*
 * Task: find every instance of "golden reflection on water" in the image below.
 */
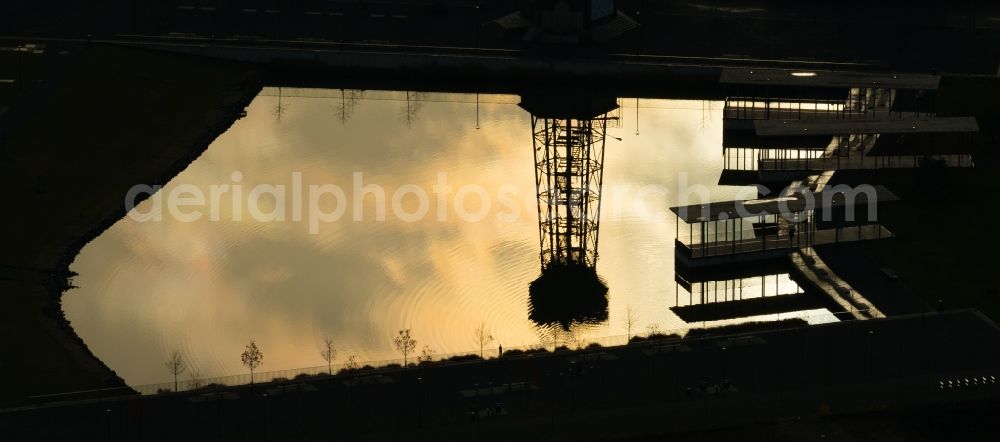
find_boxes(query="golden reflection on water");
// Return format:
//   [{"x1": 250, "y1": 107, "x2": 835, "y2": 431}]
[{"x1": 64, "y1": 89, "x2": 834, "y2": 385}]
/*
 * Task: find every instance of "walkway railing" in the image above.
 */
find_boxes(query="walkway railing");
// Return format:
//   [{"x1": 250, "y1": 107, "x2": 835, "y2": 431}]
[
  {"x1": 678, "y1": 224, "x2": 890, "y2": 259},
  {"x1": 26, "y1": 310, "x2": 842, "y2": 401},
  {"x1": 13, "y1": 308, "x2": 883, "y2": 410}
]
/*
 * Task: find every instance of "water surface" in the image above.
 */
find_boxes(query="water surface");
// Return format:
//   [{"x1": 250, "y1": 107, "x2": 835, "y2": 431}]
[{"x1": 64, "y1": 89, "x2": 835, "y2": 385}]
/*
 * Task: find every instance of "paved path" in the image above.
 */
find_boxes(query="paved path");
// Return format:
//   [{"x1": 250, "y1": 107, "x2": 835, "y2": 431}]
[
  {"x1": 791, "y1": 247, "x2": 883, "y2": 319},
  {"x1": 814, "y1": 242, "x2": 932, "y2": 315}
]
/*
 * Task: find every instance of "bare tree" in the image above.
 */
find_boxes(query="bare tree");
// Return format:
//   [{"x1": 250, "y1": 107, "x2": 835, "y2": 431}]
[
  {"x1": 320, "y1": 336, "x2": 337, "y2": 375},
  {"x1": 542, "y1": 328, "x2": 562, "y2": 352},
  {"x1": 623, "y1": 305, "x2": 638, "y2": 342},
  {"x1": 473, "y1": 322, "x2": 494, "y2": 359},
  {"x1": 418, "y1": 345, "x2": 436, "y2": 364},
  {"x1": 568, "y1": 326, "x2": 584, "y2": 350},
  {"x1": 241, "y1": 339, "x2": 264, "y2": 386},
  {"x1": 646, "y1": 323, "x2": 662, "y2": 337},
  {"x1": 164, "y1": 351, "x2": 187, "y2": 393},
  {"x1": 393, "y1": 329, "x2": 417, "y2": 367},
  {"x1": 538, "y1": 332, "x2": 553, "y2": 352},
  {"x1": 187, "y1": 370, "x2": 204, "y2": 390},
  {"x1": 344, "y1": 355, "x2": 359, "y2": 371}
]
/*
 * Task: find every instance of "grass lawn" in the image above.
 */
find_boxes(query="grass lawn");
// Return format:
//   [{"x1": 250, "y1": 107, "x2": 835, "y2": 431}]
[{"x1": 0, "y1": 43, "x2": 258, "y2": 405}]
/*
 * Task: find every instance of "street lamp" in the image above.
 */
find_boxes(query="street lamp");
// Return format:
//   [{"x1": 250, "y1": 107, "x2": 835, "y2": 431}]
[
  {"x1": 867, "y1": 330, "x2": 875, "y2": 405},
  {"x1": 105, "y1": 408, "x2": 111, "y2": 442},
  {"x1": 262, "y1": 392, "x2": 270, "y2": 440},
  {"x1": 721, "y1": 346, "x2": 728, "y2": 381},
  {"x1": 416, "y1": 376, "x2": 423, "y2": 428}
]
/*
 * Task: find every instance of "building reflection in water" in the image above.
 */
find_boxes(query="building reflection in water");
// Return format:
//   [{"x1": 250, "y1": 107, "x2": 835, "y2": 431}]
[{"x1": 673, "y1": 261, "x2": 840, "y2": 326}]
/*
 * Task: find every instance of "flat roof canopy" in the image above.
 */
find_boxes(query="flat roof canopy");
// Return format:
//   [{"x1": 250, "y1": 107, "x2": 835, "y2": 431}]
[
  {"x1": 518, "y1": 93, "x2": 618, "y2": 120},
  {"x1": 754, "y1": 117, "x2": 979, "y2": 136},
  {"x1": 669, "y1": 185, "x2": 899, "y2": 223},
  {"x1": 720, "y1": 68, "x2": 940, "y2": 90}
]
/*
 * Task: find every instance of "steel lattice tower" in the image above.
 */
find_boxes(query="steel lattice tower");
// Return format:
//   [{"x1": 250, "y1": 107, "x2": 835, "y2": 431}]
[
  {"x1": 529, "y1": 109, "x2": 616, "y2": 271},
  {"x1": 521, "y1": 93, "x2": 617, "y2": 327}
]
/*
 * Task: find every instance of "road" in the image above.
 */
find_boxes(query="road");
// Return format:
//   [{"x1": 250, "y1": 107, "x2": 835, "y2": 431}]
[{"x1": 2, "y1": 0, "x2": 1000, "y2": 73}]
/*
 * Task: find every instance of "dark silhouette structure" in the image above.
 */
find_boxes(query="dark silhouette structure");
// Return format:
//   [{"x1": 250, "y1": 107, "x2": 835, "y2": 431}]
[
  {"x1": 488, "y1": 0, "x2": 639, "y2": 43},
  {"x1": 528, "y1": 264, "x2": 609, "y2": 328},
  {"x1": 520, "y1": 91, "x2": 617, "y2": 328}
]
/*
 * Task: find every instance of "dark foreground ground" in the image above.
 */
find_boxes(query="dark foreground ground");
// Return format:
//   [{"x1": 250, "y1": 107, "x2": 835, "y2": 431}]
[
  {"x1": 830, "y1": 75, "x2": 1000, "y2": 321},
  {"x1": 2, "y1": 309, "x2": 999, "y2": 441},
  {"x1": 0, "y1": 42, "x2": 259, "y2": 405},
  {"x1": 4, "y1": 0, "x2": 1000, "y2": 73}
]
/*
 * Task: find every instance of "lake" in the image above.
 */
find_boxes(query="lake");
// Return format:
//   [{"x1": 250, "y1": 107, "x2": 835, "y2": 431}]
[{"x1": 63, "y1": 88, "x2": 836, "y2": 386}]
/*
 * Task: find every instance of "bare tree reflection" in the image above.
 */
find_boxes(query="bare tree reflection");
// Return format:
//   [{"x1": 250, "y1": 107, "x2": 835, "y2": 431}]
[
  {"x1": 399, "y1": 91, "x2": 425, "y2": 127},
  {"x1": 699, "y1": 100, "x2": 716, "y2": 130},
  {"x1": 335, "y1": 89, "x2": 364, "y2": 124},
  {"x1": 272, "y1": 87, "x2": 289, "y2": 121}
]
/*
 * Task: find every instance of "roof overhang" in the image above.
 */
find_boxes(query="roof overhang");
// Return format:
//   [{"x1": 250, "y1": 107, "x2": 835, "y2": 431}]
[
  {"x1": 720, "y1": 68, "x2": 940, "y2": 90},
  {"x1": 669, "y1": 185, "x2": 900, "y2": 223},
  {"x1": 754, "y1": 117, "x2": 979, "y2": 136}
]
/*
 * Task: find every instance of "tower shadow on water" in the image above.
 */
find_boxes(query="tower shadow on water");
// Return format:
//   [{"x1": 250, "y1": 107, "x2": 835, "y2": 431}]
[{"x1": 520, "y1": 90, "x2": 618, "y2": 330}]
